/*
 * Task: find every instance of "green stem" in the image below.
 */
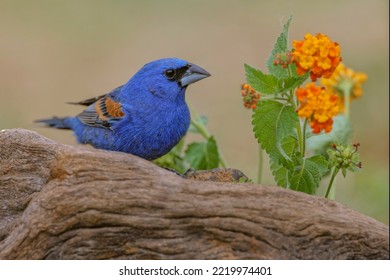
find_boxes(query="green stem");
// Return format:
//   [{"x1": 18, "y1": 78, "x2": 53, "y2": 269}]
[
  {"x1": 302, "y1": 119, "x2": 308, "y2": 157},
  {"x1": 296, "y1": 120, "x2": 304, "y2": 157},
  {"x1": 287, "y1": 64, "x2": 293, "y2": 78},
  {"x1": 344, "y1": 94, "x2": 350, "y2": 118},
  {"x1": 257, "y1": 145, "x2": 263, "y2": 184},
  {"x1": 189, "y1": 105, "x2": 227, "y2": 168},
  {"x1": 190, "y1": 118, "x2": 210, "y2": 139},
  {"x1": 343, "y1": 86, "x2": 351, "y2": 119},
  {"x1": 325, "y1": 167, "x2": 339, "y2": 199},
  {"x1": 338, "y1": 81, "x2": 353, "y2": 119},
  {"x1": 287, "y1": 65, "x2": 305, "y2": 157},
  {"x1": 293, "y1": 100, "x2": 306, "y2": 157},
  {"x1": 274, "y1": 97, "x2": 289, "y2": 101}
]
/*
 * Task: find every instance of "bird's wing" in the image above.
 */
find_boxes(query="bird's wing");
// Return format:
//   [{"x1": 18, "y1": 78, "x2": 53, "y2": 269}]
[
  {"x1": 68, "y1": 85, "x2": 123, "y2": 106},
  {"x1": 76, "y1": 86, "x2": 126, "y2": 129}
]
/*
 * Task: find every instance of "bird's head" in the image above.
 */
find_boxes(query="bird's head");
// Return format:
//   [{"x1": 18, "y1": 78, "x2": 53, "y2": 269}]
[{"x1": 126, "y1": 58, "x2": 211, "y2": 102}]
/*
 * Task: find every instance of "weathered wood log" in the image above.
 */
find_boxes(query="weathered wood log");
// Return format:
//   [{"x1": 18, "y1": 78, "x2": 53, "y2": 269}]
[{"x1": 0, "y1": 129, "x2": 388, "y2": 259}]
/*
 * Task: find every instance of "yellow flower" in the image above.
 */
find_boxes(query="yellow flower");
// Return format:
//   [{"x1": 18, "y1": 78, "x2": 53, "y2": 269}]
[
  {"x1": 321, "y1": 63, "x2": 367, "y2": 112},
  {"x1": 296, "y1": 83, "x2": 339, "y2": 134},
  {"x1": 293, "y1": 33, "x2": 341, "y2": 82}
]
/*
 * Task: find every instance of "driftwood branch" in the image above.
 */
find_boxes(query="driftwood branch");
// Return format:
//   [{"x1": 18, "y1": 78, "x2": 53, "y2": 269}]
[{"x1": 0, "y1": 129, "x2": 388, "y2": 259}]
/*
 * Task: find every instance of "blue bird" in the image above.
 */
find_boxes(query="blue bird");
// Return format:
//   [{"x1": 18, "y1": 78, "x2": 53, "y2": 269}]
[{"x1": 36, "y1": 58, "x2": 210, "y2": 160}]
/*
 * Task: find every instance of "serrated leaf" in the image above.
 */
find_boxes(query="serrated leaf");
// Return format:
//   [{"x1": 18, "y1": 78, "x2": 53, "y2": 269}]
[
  {"x1": 184, "y1": 137, "x2": 219, "y2": 170},
  {"x1": 244, "y1": 64, "x2": 280, "y2": 95},
  {"x1": 270, "y1": 136, "x2": 298, "y2": 188},
  {"x1": 266, "y1": 16, "x2": 292, "y2": 78},
  {"x1": 307, "y1": 154, "x2": 329, "y2": 176},
  {"x1": 271, "y1": 161, "x2": 289, "y2": 188},
  {"x1": 289, "y1": 155, "x2": 329, "y2": 194},
  {"x1": 252, "y1": 100, "x2": 298, "y2": 166},
  {"x1": 306, "y1": 115, "x2": 353, "y2": 158}
]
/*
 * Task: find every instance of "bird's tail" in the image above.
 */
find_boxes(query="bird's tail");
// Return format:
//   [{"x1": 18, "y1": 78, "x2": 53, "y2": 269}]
[{"x1": 35, "y1": 117, "x2": 71, "y2": 129}]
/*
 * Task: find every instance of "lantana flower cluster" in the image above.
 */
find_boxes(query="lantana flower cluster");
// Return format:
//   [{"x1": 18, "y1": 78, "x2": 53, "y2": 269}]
[
  {"x1": 296, "y1": 83, "x2": 339, "y2": 134},
  {"x1": 293, "y1": 33, "x2": 343, "y2": 134},
  {"x1": 241, "y1": 84, "x2": 260, "y2": 110},
  {"x1": 242, "y1": 31, "x2": 366, "y2": 135},
  {"x1": 293, "y1": 33, "x2": 341, "y2": 82},
  {"x1": 321, "y1": 63, "x2": 367, "y2": 112}
]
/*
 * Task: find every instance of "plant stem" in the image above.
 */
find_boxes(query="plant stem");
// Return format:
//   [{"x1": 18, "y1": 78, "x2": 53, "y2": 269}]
[
  {"x1": 337, "y1": 80, "x2": 353, "y2": 119},
  {"x1": 288, "y1": 93, "x2": 305, "y2": 157},
  {"x1": 189, "y1": 105, "x2": 227, "y2": 168},
  {"x1": 342, "y1": 85, "x2": 352, "y2": 119},
  {"x1": 190, "y1": 118, "x2": 210, "y2": 139},
  {"x1": 297, "y1": 121, "x2": 305, "y2": 157},
  {"x1": 257, "y1": 145, "x2": 263, "y2": 184},
  {"x1": 287, "y1": 65, "x2": 305, "y2": 157},
  {"x1": 287, "y1": 64, "x2": 293, "y2": 78},
  {"x1": 274, "y1": 97, "x2": 289, "y2": 101},
  {"x1": 289, "y1": 96, "x2": 305, "y2": 157},
  {"x1": 325, "y1": 167, "x2": 339, "y2": 199},
  {"x1": 344, "y1": 92, "x2": 350, "y2": 119},
  {"x1": 302, "y1": 119, "x2": 308, "y2": 156}
]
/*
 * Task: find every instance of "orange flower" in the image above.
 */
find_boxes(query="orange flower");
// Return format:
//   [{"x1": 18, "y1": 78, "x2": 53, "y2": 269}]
[
  {"x1": 296, "y1": 83, "x2": 339, "y2": 133},
  {"x1": 241, "y1": 84, "x2": 260, "y2": 110},
  {"x1": 321, "y1": 63, "x2": 367, "y2": 112},
  {"x1": 293, "y1": 33, "x2": 341, "y2": 82}
]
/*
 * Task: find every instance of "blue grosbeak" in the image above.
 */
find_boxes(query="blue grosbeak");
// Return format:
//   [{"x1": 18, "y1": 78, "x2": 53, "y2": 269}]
[{"x1": 36, "y1": 58, "x2": 210, "y2": 160}]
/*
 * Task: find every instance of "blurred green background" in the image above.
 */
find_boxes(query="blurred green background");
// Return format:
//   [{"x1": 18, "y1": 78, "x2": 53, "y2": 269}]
[{"x1": 0, "y1": 0, "x2": 388, "y2": 224}]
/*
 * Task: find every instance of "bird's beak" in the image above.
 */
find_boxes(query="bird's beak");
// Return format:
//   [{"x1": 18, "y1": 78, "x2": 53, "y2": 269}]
[{"x1": 180, "y1": 64, "x2": 211, "y2": 87}]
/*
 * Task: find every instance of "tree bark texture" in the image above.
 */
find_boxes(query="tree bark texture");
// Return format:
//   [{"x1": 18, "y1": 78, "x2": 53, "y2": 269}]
[{"x1": 0, "y1": 129, "x2": 388, "y2": 259}]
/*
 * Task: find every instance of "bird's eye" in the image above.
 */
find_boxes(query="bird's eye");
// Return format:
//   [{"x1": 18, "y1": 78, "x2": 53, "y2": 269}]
[{"x1": 164, "y1": 69, "x2": 176, "y2": 80}]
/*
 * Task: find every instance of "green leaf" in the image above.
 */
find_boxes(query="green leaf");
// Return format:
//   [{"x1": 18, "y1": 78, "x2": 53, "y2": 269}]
[
  {"x1": 271, "y1": 161, "x2": 289, "y2": 188},
  {"x1": 306, "y1": 115, "x2": 353, "y2": 158},
  {"x1": 252, "y1": 100, "x2": 298, "y2": 166},
  {"x1": 307, "y1": 155, "x2": 329, "y2": 176},
  {"x1": 244, "y1": 64, "x2": 280, "y2": 95},
  {"x1": 154, "y1": 138, "x2": 187, "y2": 173},
  {"x1": 266, "y1": 16, "x2": 292, "y2": 78},
  {"x1": 184, "y1": 137, "x2": 219, "y2": 170},
  {"x1": 289, "y1": 155, "x2": 329, "y2": 194},
  {"x1": 239, "y1": 177, "x2": 253, "y2": 183},
  {"x1": 270, "y1": 136, "x2": 298, "y2": 188}
]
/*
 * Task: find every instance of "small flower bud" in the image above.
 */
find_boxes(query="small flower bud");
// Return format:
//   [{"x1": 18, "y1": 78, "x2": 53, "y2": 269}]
[
  {"x1": 241, "y1": 84, "x2": 261, "y2": 111},
  {"x1": 328, "y1": 142, "x2": 362, "y2": 173}
]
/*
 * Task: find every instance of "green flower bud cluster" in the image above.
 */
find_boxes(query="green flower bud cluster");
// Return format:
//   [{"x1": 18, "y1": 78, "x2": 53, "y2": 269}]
[{"x1": 328, "y1": 143, "x2": 362, "y2": 177}]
